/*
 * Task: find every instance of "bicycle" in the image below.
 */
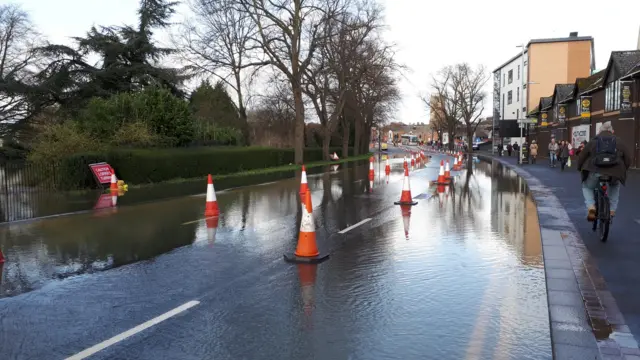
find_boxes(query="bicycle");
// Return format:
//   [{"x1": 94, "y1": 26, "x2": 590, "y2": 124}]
[{"x1": 592, "y1": 175, "x2": 612, "y2": 242}]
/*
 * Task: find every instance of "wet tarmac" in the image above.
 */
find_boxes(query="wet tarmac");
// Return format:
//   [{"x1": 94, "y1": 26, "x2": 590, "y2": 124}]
[{"x1": 0, "y1": 153, "x2": 552, "y2": 359}]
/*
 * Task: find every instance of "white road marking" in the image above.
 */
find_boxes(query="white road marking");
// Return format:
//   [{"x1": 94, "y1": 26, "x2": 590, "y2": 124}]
[
  {"x1": 65, "y1": 300, "x2": 200, "y2": 360},
  {"x1": 181, "y1": 216, "x2": 218, "y2": 226},
  {"x1": 339, "y1": 218, "x2": 372, "y2": 234}
]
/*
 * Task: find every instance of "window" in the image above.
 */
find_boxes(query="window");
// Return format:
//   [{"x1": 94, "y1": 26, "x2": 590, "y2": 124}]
[
  {"x1": 517, "y1": 87, "x2": 520, "y2": 102},
  {"x1": 503, "y1": 74, "x2": 505, "y2": 86},
  {"x1": 517, "y1": 109, "x2": 520, "y2": 120},
  {"x1": 507, "y1": 91, "x2": 513, "y2": 105},
  {"x1": 508, "y1": 70, "x2": 513, "y2": 84},
  {"x1": 605, "y1": 80, "x2": 620, "y2": 112},
  {"x1": 518, "y1": 65, "x2": 520, "y2": 80},
  {"x1": 576, "y1": 98, "x2": 581, "y2": 116},
  {"x1": 502, "y1": 93, "x2": 505, "y2": 116},
  {"x1": 523, "y1": 107, "x2": 526, "y2": 113}
]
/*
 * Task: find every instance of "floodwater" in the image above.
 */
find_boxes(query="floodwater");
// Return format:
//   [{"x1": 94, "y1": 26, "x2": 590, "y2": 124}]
[{"x1": 0, "y1": 154, "x2": 552, "y2": 360}]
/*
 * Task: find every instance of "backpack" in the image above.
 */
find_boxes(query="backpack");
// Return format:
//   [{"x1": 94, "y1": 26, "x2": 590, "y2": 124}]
[{"x1": 592, "y1": 135, "x2": 618, "y2": 167}]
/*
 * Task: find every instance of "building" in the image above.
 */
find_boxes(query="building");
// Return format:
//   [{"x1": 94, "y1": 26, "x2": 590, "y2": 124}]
[
  {"x1": 528, "y1": 50, "x2": 640, "y2": 167},
  {"x1": 493, "y1": 32, "x2": 595, "y2": 143}
]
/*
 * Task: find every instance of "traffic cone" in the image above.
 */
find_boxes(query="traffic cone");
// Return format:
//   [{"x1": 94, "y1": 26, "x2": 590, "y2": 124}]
[
  {"x1": 297, "y1": 264, "x2": 318, "y2": 318},
  {"x1": 403, "y1": 156, "x2": 408, "y2": 169},
  {"x1": 284, "y1": 190, "x2": 329, "y2": 263},
  {"x1": 109, "y1": 172, "x2": 118, "y2": 192},
  {"x1": 300, "y1": 165, "x2": 309, "y2": 197},
  {"x1": 394, "y1": 166, "x2": 418, "y2": 206},
  {"x1": 205, "y1": 174, "x2": 220, "y2": 217},
  {"x1": 401, "y1": 205, "x2": 411, "y2": 239},
  {"x1": 206, "y1": 216, "x2": 219, "y2": 245},
  {"x1": 111, "y1": 188, "x2": 118, "y2": 207},
  {"x1": 368, "y1": 157, "x2": 374, "y2": 181},
  {"x1": 411, "y1": 153, "x2": 415, "y2": 167},
  {"x1": 436, "y1": 160, "x2": 447, "y2": 185},
  {"x1": 385, "y1": 158, "x2": 391, "y2": 175},
  {"x1": 444, "y1": 160, "x2": 451, "y2": 182}
]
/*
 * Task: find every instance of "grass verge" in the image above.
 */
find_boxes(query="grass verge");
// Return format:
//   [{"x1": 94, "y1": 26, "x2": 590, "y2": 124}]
[{"x1": 121, "y1": 152, "x2": 373, "y2": 190}]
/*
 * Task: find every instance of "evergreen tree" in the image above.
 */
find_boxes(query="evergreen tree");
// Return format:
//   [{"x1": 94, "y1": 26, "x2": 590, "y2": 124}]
[
  {"x1": 17, "y1": 0, "x2": 185, "y2": 114},
  {"x1": 189, "y1": 80, "x2": 240, "y2": 129}
]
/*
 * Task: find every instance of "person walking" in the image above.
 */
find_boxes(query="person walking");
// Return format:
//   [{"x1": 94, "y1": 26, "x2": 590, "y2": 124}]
[
  {"x1": 513, "y1": 142, "x2": 520, "y2": 157},
  {"x1": 558, "y1": 140, "x2": 570, "y2": 171},
  {"x1": 530, "y1": 140, "x2": 539, "y2": 164},
  {"x1": 548, "y1": 139, "x2": 559, "y2": 167},
  {"x1": 507, "y1": 143, "x2": 512, "y2": 156}
]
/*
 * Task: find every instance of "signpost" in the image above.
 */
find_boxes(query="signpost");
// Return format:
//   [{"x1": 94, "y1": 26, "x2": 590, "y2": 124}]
[{"x1": 89, "y1": 162, "x2": 114, "y2": 188}]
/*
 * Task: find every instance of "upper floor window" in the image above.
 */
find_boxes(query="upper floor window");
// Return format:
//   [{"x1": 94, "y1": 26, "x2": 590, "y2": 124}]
[
  {"x1": 508, "y1": 70, "x2": 513, "y2": 84},
  {"x1": 605, "y1": 80, "x2": 620, "y2": 112},
  {"x1": 503, "y1": 74, "x2": 505, "y2": 86},
  {"x1": 517, "y1": 87, "x2": 520, "y2": 101},
  {"x1": 517, "y1": 65, "x2": 520, "y2": 80},
  {"x1": 507, "y1": 91, "x2": 513, "y2": 105}
]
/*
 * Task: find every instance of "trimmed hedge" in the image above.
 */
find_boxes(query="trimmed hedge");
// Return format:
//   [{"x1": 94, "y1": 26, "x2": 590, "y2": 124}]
[{"x1": 57, "y1": 146, "x2": 354, "y2": 189}]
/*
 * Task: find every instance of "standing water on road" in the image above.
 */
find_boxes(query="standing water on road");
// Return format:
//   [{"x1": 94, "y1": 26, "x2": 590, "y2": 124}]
[{"x1": 0, "y1": 156, "x2": 551, "y2": 360}]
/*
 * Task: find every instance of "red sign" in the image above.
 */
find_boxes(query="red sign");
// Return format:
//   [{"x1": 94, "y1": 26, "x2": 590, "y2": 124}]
[
  {"x1": 94, "y1": 194, "x2": 114, "y2": 210},
  {"x1": 89, "y1": 163, "x2": 114, "y2": 184}
]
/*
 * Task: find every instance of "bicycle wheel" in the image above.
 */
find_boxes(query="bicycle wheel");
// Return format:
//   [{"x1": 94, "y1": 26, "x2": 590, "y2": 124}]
[
  {"x1": 600, "y1": 220, "x2": 610, "y2": 242},
  {"x1": 592, "y1": 190, "x2": 598, "y2": 232}
]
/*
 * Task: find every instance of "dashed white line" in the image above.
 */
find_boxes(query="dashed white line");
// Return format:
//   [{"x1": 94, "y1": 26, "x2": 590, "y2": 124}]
[
  {"x1": 338, "y1": 218, "x2": 372, "y2": 234},
  {"x1": 65, "y1": 300, "x2": 200, "y2": 360}
]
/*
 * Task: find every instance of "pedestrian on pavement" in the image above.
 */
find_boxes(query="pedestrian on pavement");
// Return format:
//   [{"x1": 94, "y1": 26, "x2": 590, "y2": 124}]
[
  {"x1": 548, "y1": 139, "x2": 559, "y2": 167},
  {"x1": 558, "y1": 140, "x2": 570, "y2": 171},
  {"x1": 530, "y1": 140, "x2": 539, "y2": 164},
  {"x1": 577, "y1": 122, "x2": 632, "y2": 220},
  {"x1": 513, "y1": 142, "x2": 520, "y2": 157},
  {"x1": 507, "y1": 143, "x2": 512, "y2": 156}
]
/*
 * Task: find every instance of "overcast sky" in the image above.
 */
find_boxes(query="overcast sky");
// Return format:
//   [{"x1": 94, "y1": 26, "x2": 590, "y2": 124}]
[{"x1": 17, "y1": 0, "x2": 640, "y2": 124}]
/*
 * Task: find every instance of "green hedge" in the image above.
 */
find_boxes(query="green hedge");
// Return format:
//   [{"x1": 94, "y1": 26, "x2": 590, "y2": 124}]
[{"x1": 57, "y1": 146, "x2": 354, "y2": 189}]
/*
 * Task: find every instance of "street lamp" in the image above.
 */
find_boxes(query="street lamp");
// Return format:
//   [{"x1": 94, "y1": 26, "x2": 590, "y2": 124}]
[{"x1": 516, "y1": 44, "x2": 539, "y2": 164}]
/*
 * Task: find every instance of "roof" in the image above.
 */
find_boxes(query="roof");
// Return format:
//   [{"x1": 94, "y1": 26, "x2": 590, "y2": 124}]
[
  {"x1": 605, "y1": 50, "x2": 640, "y2": 80},
  {"x1": 579, "y1": 69, "x2": 606, "y2": 95},
  {"x1": 527, "y1": 35, "x2": 593, "y2": 47},
  {"x1": 494, "y1": 34, "x2": 594, "y2": 73},
  {"x1": 553, "y1": 84, "x2": 574, "y2": 104},
  {"x1": 540, "y1": 97, "x2": 553, "y2": 111},
  {"x1": 528, "y1": 105, "x2": 540, "y2": 116}
]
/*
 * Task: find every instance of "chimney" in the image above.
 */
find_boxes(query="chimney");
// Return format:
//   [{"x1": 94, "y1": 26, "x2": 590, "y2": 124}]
[{"x1": 569, "y1": 32, "x2": 578, "y2": 37}]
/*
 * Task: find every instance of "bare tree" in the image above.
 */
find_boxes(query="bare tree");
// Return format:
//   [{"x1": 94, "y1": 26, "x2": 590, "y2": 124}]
[
  {"x1": 234, "y1": 0, "x2": 343, "y2": 164},
  {"x1": 303, "y1": 1, "x2": 381, "y2": 159},
  {"x1": 177, "y1": 0, "x2": 270, "y2": 144},
  {"x1": 422, "y1": 66, "x2": 460, "y2": 151},
  {"x1": 0, "y1": 4, "x2": 43, "y2": 132},
  {"x1": 449, "y1": 63, "x2": 489, "y2": 160},
  {"x1": 247, "y1": 73, "x2": 297, "y2": 147}
]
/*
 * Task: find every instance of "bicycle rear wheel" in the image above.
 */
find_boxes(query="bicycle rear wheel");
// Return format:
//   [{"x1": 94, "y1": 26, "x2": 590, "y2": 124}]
[{"x1": 600, "y1": 220, "x2": 610, "y2": 242}]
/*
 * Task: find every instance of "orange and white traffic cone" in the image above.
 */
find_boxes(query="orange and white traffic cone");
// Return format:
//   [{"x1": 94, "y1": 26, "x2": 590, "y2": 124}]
[
  {"x1": 111, "y1": 188, "x2": 118, "y2": 208},
  {"x1": 385, "y1": 158, "x2": 391, "y2": 176},
  {"x1": 205, "y1": 174, "x2": 220, "y2": 217},
  {"x1": 284, "y1": 190, "x2": 329, "y2": 263},
  {"x1": 403, "y1": 156, "x2": 408, "y2": 169},
  {"x1": 436, "y1": 160, "x2": 447, "y2": 185},
  {"x1": 411, "y1": 153, "x2": 415, "y2": 167},
  {"x1": 206, "y1": 216, "x2": 219, "y2": 245},
  {"x1": 401, "y1": 205, "x2": 411, "y2": 239},
  {"x1": 444, "y1": 160, "x2": 451, "y2": 182},
  {"x1": 394, "y1": 166, "x2": 418, "y2": 206},
  {"x1": 368, "y1": 157, "x2": 374, "y2": 181},
  {"x1": 109, "y1": 172, "x2": 118, "y2": 192},
  {"x1": 300, "y1": 165, "x2": 310, "y2": 197}
]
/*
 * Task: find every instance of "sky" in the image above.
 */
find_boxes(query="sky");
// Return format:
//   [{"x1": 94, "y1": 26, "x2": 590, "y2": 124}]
[{"x1": 16, "y1": 0, "x2": 640, "y2": 124}]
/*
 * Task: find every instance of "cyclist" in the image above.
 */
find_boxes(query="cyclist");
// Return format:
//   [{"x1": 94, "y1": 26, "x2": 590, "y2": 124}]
[{"x1": 577, "y1": 122, "x2": 632, "y2": 221}]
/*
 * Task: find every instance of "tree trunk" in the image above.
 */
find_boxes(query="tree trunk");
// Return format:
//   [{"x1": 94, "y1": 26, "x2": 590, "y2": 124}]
[
  {"x1": 322, "y1": 127, "x2": 331, "y2": 160},
  {"x1": 235, "y1": 71, "x2": 250, "y2": 146},
  {"x1": 293, "y1": 84, "x2": 305, "y2": 164},
  {"x1": 342, "y1": 120, "x2": 350, "y2": 158}
]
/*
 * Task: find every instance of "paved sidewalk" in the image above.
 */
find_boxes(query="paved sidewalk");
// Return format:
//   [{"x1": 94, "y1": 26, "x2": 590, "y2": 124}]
[{"x1": 479, "y1": 151, "x2": 640, "y2": 357}]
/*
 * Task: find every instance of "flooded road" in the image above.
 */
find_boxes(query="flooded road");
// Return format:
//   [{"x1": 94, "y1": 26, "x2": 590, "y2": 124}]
[{"x1": 0, "y1": 154, "x2": 552, "y2": 360}]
